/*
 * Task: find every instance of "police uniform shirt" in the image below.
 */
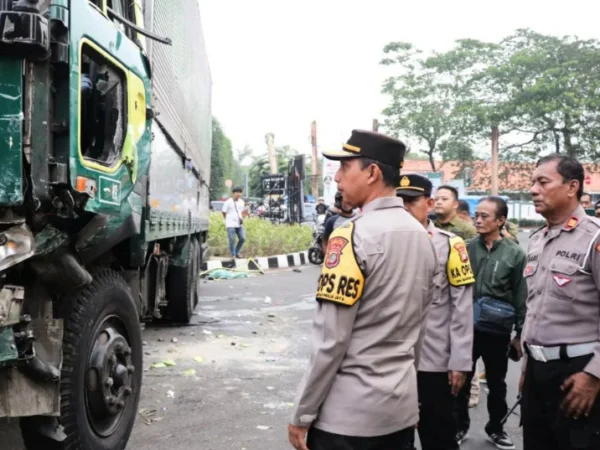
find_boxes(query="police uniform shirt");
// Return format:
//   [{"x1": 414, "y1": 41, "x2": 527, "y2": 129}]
[
  {"x1": 419, "y1": 222, "x2": 475, "y2": 373},
  {"x1": 522, "y1": 205, "x2": 600, "y2": 378},
  {"x1": 290, "y1": 196, "x2": 438, "y2": 437}
]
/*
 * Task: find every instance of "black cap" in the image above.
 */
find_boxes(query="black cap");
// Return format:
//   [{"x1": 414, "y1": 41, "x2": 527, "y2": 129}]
[
  {"x1": 396, "y1": 174, "x2": 433, "y2": 198},
  {"x1": 322, "y1": 130, "x2": 406, "y2": 169}
]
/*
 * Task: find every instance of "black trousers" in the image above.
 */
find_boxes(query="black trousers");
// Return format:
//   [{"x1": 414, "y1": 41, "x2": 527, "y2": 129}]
[
  {"x1": 456, "y1": 330, "x2": 510, "y2": 434},
  {"x1": 307, "y1": 426, "x2": 415, "y2": 450},
  {"x1": 522, "y1": 353, "x2": 600, "y2": 450},
  {"x1": 416, "y1": 371, "x2": 459, "y2": 450}
]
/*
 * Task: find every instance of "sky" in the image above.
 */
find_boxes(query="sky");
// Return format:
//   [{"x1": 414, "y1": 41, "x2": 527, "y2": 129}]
[{"x1": 197, "y1": 0, "x2": 600, "y2": 162}]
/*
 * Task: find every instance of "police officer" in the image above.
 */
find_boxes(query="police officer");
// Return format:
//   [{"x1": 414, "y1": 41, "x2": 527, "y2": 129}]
[
  {"x1": 397, "y1": 174, "x2": 474, "y2": 450},
  {"x1": 288, "y1": 130, "x2": 438, "y2": 450},
  {"x1": 521, "y1": 154, "x2": 600, "y2": 450},
  {"x1": 434, "y1": 185, "x2": 478, "y2": 240}
]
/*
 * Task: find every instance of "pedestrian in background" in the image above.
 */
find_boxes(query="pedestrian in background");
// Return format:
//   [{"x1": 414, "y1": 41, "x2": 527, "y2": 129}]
[
  {"x1": 457, "y1": 200, "x2": 472, "y2": 223},
  {"x1": 397, "y1": 174, "x2": 474, "y2": 450},
  {"x1": 288, "y1": 130, "x2": 437, "y2": 450},
  {"x1": 521, "y1": 154, "x2": 600, "y2": 450},
  {"x1": 434, "y1": 186, "x2": 477, "y2": 240},
  {"x1": 221, "y1": 187, "x2": 247, "y2": 258},
  {"x1": 455, "y1": 196, "x2": 526, "y2": 450},
  {"x1": 322, "y1": 191, "x2": 355, "y2": 252}
]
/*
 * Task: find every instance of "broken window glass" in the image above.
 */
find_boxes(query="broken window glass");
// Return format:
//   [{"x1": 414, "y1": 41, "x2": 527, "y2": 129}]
[{"x1": 80, "y1": 44, "x2": 126, "y2": 167}]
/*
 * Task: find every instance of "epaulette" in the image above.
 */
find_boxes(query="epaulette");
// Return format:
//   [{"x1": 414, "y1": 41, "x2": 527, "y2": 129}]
[
  {"x1": 584, "y1": 215, "x2": 600, "y2": 229},
  {"x1": 437, "y1": 229, "x2": 455, "y2": 239},
  {"x1": 529, "y1": 224, "x2": 546, "y2": 238}
]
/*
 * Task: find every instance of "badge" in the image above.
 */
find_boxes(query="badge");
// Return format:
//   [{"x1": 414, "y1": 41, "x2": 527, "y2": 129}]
[
  {"x1": 325, "y1": 236, "x2": 348, "y2": 269},
  {"x1": 524, "y1": 265, "x2": 535, "y2": 276},
  {"x1": 453, "y1": 241, "x2": 469, "y2": 263},
  {"x1": 564, "y1": 217, "x2": 579, "y2": 230},
  {"x1": 400, "y1": 176, "x2": 410, "y2": 187},
  {"x1": 552, "y1": 274, "x2": 571, "y2": 287}
]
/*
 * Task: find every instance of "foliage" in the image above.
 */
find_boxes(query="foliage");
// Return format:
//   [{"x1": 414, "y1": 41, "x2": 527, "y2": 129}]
[
  {"x1": 207, "y1": 213, "x2": 313, "y2": 257},
  {"x1": 381, "y1": 42, "x2": 476, "y2": 170},
  {"x1": 382, "y1": 29, "x2": 600, "y2": 163},
  {"x1": 210, "y1": 118, "x2": 244, "y2": 200}
]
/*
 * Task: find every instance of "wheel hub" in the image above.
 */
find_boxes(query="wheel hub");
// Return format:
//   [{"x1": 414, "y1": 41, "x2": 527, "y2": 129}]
[{"x1": 86, "y1": 324, "x2": 135, "y2": 437}]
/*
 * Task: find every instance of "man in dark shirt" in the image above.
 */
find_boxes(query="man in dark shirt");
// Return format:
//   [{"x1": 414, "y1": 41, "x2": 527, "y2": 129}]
[
  {"x1": 322, "y1": 192, "x2": 355, "y2": 252},
  {"x1": 455, "y1": 196, "x2": 527, "y2": 450}
]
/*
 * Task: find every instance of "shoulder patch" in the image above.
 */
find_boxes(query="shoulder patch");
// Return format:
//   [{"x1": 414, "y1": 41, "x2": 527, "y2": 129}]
[
  {"x1": 316, "y1": 221, "x2": 365, "y2": 306},
  {"x1": 437, "y1": 229, "x2": 455, "y2": 238},
  {"x1": 447, "y1": 236, "x2": 475, "y2": 287}
]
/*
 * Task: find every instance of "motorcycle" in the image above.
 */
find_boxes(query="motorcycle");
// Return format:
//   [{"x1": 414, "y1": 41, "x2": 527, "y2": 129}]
[{"x1": 308, "y1": 213, "x2": 327, "y2": 265}]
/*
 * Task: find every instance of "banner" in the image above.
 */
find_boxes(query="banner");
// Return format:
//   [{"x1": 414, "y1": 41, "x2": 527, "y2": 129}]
[{"x1": 322, "y1": 159, "x2": 340, "y2": 205}]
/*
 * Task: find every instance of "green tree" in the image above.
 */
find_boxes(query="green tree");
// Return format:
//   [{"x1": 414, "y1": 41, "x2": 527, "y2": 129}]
[
  {"x1": 381, "y1": 42, "x2": 472, "y2": 170},
  {"x1": 425, "y1": 30, "x2": 600, "y2": 160},
  {"x1": 210, "y1": 118, "x2": 245, "y2": 199}
]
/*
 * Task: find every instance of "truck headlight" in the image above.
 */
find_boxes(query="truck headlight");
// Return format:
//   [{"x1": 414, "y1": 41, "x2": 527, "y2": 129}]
[{"x1": 0, "y1": 224, "x2": 35, "y2": 272}]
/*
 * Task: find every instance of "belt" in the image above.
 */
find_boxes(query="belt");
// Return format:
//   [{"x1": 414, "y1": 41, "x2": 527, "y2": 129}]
[{"x1": 526, "y1": 342, "x2": 596, "y2": 363}]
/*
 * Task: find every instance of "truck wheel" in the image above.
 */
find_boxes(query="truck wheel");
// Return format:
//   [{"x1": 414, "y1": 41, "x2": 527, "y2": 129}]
[
  {"x1": 22, "y1": 270, "x2": 143, "y2": 450},
  {"x1": 167, "y1": 239, "x2": 197, "y2": 323}
]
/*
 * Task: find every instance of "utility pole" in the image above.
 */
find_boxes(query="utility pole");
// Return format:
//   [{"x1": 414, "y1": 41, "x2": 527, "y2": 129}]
[
  {"x1": 372, "y1": 119, "x2": 379, "y2": 132},
  {"x1": 311, "y1": 121, "x2": 319, "y2": 197},
  {"x1": 491, "y1": 125, "x2": 499, "y2": 195},
  {"x1": 265, "y1": 133, "x2": 277, "y2": 175}
]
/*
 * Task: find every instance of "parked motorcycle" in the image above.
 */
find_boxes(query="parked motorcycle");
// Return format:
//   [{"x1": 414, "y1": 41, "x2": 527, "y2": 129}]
[{"x1": 308, "y1": 213, "x2": 327, "y2": 265}]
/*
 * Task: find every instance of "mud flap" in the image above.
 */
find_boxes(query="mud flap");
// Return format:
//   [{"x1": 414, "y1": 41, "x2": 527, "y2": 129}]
[{"x1": 0, "y1": 318, "x2": 63, "y2": 418}]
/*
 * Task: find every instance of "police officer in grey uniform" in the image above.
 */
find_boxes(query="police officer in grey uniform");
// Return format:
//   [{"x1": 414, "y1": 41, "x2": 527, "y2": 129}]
[
  {"x1": 521, "y1": 154, "x2": 600, "y2": 450},
  {"x1": 288, "y1": 130, "x2": 438, "y2": 450},
  {"x1": 397, "y1": 174, "x2": 475, "y2": 450}
]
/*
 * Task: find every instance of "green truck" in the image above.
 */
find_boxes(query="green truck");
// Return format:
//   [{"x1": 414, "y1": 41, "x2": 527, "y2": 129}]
[{"x1": 0, "y1": 0, "x2": 212, "y2": 448}]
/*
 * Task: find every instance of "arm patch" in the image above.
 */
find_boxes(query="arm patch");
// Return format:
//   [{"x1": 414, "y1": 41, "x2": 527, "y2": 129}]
[
  {"x1": 447, "y1": 236, "x2": 475, "y2": 287},
  {"x1": 316, "y1": 221, "x2": 364, "y2": 306}
]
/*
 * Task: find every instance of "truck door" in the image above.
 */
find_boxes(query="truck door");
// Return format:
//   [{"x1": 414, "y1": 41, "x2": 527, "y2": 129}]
[{"x1": 69, "y1": 0, "x2": 150, "y2": 215}]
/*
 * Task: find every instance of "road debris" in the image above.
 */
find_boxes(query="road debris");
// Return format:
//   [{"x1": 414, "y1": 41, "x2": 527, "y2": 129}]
[
  {"x1": 166, "y1": 390, "x2": 175, "y2": 399},
  {"x1": 193, "y1": 356, "x2": 204, "y2": 363},
  {"x1": 256, "y1": 425, "x2": 271, "y2": 431},
  {"x1": 264, "y1": 296, "x2": 272, "y2": 304},
  {"x1": 171, "y1": 337, "x2": 178, "y2": 343},
  {"x1": 182, "y1": 368, "x2": 196, "y2": 377},
  {"x1": 139, "y1": 408, "x2": 164, "y2": 425}
]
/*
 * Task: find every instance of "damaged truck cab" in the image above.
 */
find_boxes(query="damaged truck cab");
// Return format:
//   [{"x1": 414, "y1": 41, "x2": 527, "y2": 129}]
[{"x1": 0, "y1": 0, "x2": 212, "y2": 448}]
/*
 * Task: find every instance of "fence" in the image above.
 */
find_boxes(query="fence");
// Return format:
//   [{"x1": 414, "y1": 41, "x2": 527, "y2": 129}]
[{"x1": 507, "y1": 201, "x2": 544, "y2": 222}]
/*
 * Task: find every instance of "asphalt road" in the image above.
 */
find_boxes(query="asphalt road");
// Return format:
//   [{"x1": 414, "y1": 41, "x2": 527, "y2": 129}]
[{"x1": 1, "y1": 231, "x2": 532, "y2": 450}]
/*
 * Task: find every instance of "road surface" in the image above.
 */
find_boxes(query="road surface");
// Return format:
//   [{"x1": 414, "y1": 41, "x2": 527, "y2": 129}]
[{"x1": 1, "y1": 232, "x2": 532, "y2": 449}]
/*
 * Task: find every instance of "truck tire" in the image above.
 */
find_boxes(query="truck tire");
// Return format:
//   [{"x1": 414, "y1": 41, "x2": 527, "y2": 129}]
[
  {"x1": 166, "y1": 239, "x2": 197, "y2": 323},
  {"x1": 22, "y1": 270, "x2": 143, "y2": 450}
]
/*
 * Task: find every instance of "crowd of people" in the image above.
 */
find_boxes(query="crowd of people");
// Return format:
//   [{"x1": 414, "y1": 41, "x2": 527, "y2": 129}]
[{"x1": 288, "y1": 129, "x2": 600, "y2": 450}]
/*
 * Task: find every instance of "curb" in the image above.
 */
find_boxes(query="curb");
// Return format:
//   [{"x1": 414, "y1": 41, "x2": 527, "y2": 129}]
[{"x1": 200, "y1": 250, "x2": 310, "y2": 272}]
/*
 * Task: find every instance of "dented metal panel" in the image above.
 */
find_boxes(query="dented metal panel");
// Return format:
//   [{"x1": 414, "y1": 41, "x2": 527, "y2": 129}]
[
  {"x1": 0, "y1": 319, "x2": 63, "y2": 418},
  {"x1": 144, "y1": 0, "x2": 212, "y2": 182},
  {"x1": 0, "y1": 58, "x2": 23, "y2": 206},
  {"x1": 0, "y1": 286, "x2": 25, "y2": 328}
]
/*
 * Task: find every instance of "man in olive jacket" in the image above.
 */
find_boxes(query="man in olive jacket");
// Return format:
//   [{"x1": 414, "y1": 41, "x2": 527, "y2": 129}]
[{"x1": 455, "y1": 196, "x2": 527, "y2": 450}]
